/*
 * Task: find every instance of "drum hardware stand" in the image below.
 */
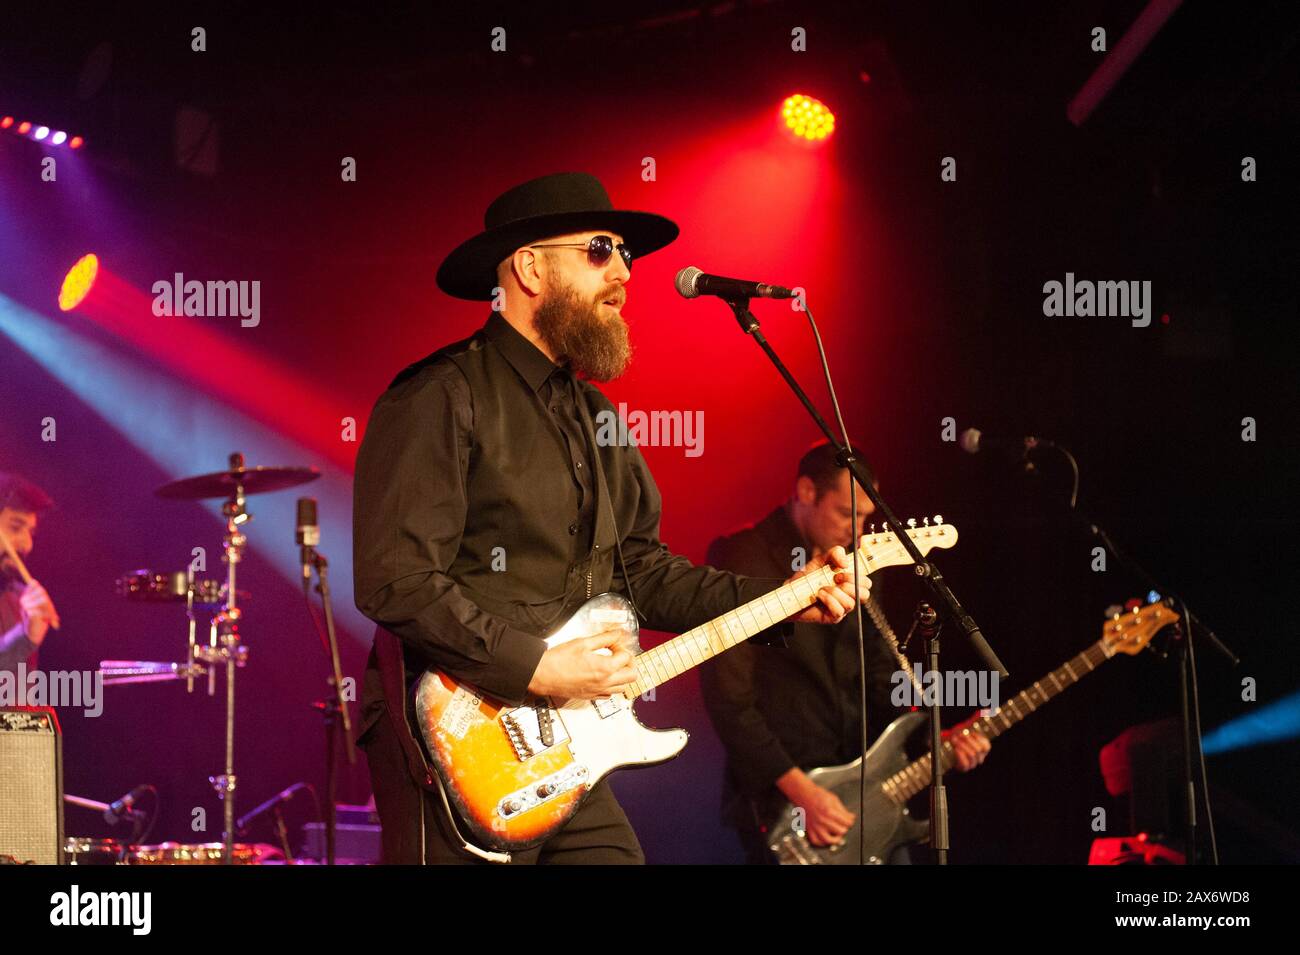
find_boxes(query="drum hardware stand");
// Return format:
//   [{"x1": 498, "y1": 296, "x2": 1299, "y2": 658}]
[
  {"x1": 195, "y1": 452, "x2": 253, "y2": 864},
  {"x1": 185, "y1": 566, "x2": 197, "y2": 693},
  {"x1": 100, "y1": 571, "x2": 210, "y2": 688},
  {"x1": 98, "y1": 661, "x2": 208, "y2": 685},
  {"x1": 96, "y1": 454, "x2": 320, "y2": 864}
]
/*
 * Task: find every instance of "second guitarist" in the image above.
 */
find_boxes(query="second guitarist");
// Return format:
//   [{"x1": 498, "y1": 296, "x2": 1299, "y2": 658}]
[{"x1": 702, "y1": 440, "x2": 991, "y2": 863}]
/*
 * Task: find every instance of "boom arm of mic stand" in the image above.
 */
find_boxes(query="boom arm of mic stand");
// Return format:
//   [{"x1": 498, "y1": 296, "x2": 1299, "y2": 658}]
[
  {"x1": 724, "y1": 297, "x2": 1008, "y2": 679},
  {"x1": 1083, "y1": 518, "x2": 1238, "y2": 666}
]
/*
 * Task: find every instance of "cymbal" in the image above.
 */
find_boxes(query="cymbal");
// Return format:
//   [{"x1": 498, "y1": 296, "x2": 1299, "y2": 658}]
[{"x1": 156, "y1": 465, "x2": 320, "y2": 500}]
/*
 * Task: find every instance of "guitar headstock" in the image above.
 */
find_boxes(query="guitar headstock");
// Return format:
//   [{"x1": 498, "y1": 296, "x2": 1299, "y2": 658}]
[
  {"x1": 1101, "y1": 600, "x2": 1180, "y2": 656},
  {"x1": 853, "y1": 516, "x2": 958, "y2": 573}
]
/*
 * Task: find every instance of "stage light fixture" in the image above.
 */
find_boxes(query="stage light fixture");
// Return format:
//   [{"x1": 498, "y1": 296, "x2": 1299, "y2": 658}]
[
  {"x1": 0, "y1": 113, "x2": 86, "y2": 147},
  {"x1": 58, "y1": 253, "x2": 100, "y2": 312},
  {"x1": 781, "y1": 94, "x2": 835, "y2": 142}
]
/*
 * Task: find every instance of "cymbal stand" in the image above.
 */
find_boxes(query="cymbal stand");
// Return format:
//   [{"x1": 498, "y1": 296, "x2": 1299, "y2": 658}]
[{"x1": 193, "y1": 452, "x2": 252, "y2": 864}]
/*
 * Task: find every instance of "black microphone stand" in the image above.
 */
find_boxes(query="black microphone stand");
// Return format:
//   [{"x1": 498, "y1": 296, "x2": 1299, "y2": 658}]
[
  {"x1": 722, "y1": 297, "x2": 1008, "y2": 864},
  {"x1": 1006, "y1": 440, "x2": 1233, "y2": 864},
  {"x1": 302, "y1": 548, "x2": 355, "y2": 865},
  {"x1": 1079, "y1": 516, "x2": 1234, "y2": 865},
  {"x1": 915, "y1": 603, "x2": 950, "y2": 864}
]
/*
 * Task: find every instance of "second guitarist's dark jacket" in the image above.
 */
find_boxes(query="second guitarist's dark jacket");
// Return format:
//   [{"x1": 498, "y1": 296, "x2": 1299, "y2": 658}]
[{"x1": 702, "y1": 504, "x2": 907, "y2": 830}]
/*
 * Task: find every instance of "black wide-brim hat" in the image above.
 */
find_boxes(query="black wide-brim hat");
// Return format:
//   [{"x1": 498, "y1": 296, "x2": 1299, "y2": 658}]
[{"x1": 436, "y1": 172, "x2": 679, "y2": 301}]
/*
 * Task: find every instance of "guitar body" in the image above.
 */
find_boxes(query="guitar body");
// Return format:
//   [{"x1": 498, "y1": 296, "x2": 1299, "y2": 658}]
[
  {"x1": 766, "y1": 711, "x2": 931, "y2": 865},
  {"x1": 410, "y1": 522, "x2": 963, "y2": 857},
  {"x1": 413, "y1": 593, "x2": 689, "y2": 852}
]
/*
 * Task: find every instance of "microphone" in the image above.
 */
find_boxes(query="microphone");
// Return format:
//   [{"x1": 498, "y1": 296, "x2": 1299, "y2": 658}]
[
  {"x1": 103, "y1": 784, "x2": 150, "y2": 825},
  {"x1": 958, "y1": 428, "x2": 1043, "y2": 459},
  {"x1": 675, "y1": 266, "x2": 794, "y2": 301},
  {"x1": 236, "y1": 782, "x2": 308, "y2": 833},
  {"x1": 296, "y1": 497, "x2": 319, "y2": 580}
]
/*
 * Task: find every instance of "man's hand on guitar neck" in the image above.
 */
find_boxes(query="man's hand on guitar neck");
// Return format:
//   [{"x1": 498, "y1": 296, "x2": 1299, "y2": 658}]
[
  {"x1": 527, "y1": 627, "x2": 638, "y2": 700},
  {"x1": 943, "y1": 717, "x2": 991, "y2": 771},
  {"x1": 783, "y1": 541, "x2": 872, "y2": 626}
]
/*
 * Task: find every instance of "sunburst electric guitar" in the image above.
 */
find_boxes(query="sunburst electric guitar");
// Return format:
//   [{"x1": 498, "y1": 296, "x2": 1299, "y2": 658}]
[{"x1": 413, "y1": 519, "x2": 958, "y2": 855}]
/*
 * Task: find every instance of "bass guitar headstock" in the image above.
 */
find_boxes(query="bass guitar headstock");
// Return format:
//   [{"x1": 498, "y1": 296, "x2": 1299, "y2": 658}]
[{"x1": 1101, "y1": 598, "x2": 1180, "y2": 656}]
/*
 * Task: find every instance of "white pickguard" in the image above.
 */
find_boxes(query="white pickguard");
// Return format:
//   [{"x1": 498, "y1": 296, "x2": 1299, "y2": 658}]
[
  {"x1": 539, "y1": 593, "x2": 689, "y2": 782},
  {"x1": 547, "y1": 692, "x2": 688, "y2": 782}
]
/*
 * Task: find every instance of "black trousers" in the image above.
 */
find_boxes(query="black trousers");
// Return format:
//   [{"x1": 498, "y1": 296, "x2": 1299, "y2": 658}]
[{"x1": 361, "y1": 707, "x2": 644, "y2": 865}]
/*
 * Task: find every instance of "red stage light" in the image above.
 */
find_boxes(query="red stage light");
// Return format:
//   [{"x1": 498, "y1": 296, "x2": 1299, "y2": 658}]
[
  {"x1": 0, "y1": 116, "x2": 13, "y2": 129},
  {"x1": 17, "y1": 121, "x2": 31, "y2": 135},
  {"x1": 58, "y1": 253, "x2": 99, "y2": 312},
  {"x1": 69, "y1": 136, "x2": 84, "y2": 149},
  {"x1": 780, "y1": 94, "x2": 835, "y2": 142}
]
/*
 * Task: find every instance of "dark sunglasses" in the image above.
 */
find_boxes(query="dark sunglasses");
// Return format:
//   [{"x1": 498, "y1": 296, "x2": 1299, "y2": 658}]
[{"x1": 529, "y1": 235, "x2": 633, "y2": 272}]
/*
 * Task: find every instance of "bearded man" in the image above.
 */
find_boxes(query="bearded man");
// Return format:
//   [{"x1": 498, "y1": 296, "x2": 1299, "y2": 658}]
[{"x1": 352, "y1": 172, "x2": 870, "y2": 864}]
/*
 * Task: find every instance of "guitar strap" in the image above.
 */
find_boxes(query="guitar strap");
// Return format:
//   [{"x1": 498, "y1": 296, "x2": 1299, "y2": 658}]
[{"x1": 573, "y1": 383, "x2": 643, "y2": 624}]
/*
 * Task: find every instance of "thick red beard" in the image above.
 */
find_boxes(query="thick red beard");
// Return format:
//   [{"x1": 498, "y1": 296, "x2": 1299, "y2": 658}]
[{"x1": 534, "y1": 281, "x2": 632, "y2": 381}]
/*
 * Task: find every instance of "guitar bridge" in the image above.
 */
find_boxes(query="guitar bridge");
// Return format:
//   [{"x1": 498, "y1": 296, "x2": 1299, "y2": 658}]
[
  {"x1": 773, "y1": 834, "x2": 825, "y2": 865},
  {"x1": 501, "y1": 703, "x2": 568, "y2": 761}
]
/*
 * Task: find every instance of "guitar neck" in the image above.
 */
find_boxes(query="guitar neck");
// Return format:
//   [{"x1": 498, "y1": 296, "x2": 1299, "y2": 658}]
[
  {"x1": 624, "y1": 564, "x2": 840, "y2": 699},
  {"x1": 882, "y1": 638, "x2": 1115, "y2": 803}
]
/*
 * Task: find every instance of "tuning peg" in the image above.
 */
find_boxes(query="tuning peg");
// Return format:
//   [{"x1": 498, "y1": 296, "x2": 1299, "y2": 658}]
[
  {"x1": 906, "y1": 518, "x2": 917, "y2": 529},
  {"x1": 933, "y1": 514, "x2": 944, "y2": 526},
  {"x1": 923, "y1": 516, "x2": 931, "y2": 527},
  {"x1": 1103, "y1": 604, "x2": 1123, "y2": 619}
]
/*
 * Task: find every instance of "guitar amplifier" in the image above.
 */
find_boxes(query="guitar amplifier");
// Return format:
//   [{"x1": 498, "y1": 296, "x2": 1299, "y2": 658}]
[
  {"x1": 300, "y1": 817, "x2": 382, "y2": 864},
  {"x1": 0, "y1": 708, "x2": 64, "y2": 865}
]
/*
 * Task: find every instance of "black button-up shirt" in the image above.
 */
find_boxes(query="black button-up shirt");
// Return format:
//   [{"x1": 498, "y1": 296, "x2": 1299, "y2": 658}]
[
  {"x1": 352, "y1": 312, "x2": 790, "y2": 743},
  {"x1": 542, "y1": 366, "x2": 596, "y2": 556}
]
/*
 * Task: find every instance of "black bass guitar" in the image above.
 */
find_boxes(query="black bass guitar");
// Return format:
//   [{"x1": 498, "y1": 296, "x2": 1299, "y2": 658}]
[{"x1": 766, "y1": 599, "x2": 1177, "y2": 864}]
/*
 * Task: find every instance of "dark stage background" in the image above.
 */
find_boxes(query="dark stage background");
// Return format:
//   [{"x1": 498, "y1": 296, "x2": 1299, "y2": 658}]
[{"x1": 1, "y1": 2, "x2": 1297, "y2": 863}]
